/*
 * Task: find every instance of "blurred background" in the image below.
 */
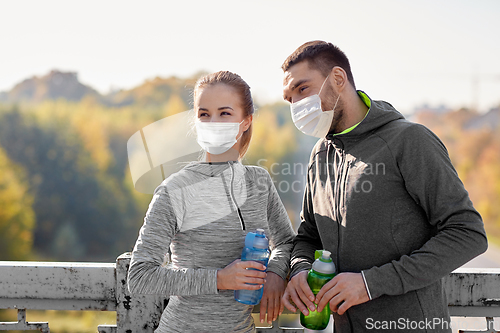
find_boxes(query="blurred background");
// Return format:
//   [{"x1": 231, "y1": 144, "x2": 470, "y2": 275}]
[{"x1": 0, "y1": 0, "x2": 499, "y2": 331}]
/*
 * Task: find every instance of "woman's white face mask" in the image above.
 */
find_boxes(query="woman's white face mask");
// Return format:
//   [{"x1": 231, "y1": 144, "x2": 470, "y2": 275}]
[
  {"x1": 290, "y1": 74, "x2": 340, "y2": 138},
  {"x1": 195, "y1": 120, "x2": 244, "y2": 155}
]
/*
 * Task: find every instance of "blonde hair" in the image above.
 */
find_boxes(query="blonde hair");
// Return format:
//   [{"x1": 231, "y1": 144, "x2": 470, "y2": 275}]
[{"x1": 194, "y1": 71, "x2": 254, "y2": 159}]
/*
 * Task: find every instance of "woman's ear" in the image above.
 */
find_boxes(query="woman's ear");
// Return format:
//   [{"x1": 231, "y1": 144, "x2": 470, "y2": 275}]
[{"x1": 244, "y1": 115, "x2": 253, "y2": 132}]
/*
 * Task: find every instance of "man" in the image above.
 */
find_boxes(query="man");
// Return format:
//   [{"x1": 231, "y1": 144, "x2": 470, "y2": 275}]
[{"x1": 280, "y1": 41, "x2": 488, "y2": 332}]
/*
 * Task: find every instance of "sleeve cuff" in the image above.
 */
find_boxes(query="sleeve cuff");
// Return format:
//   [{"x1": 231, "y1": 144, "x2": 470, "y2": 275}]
[
  {"x1": 266, "y1": 266, "x2": 288, "y2": 280},
  {"x1": 290, "y1": 259, "x2": 313, "y2": 278},
  {"x1": 361, "y1": 270, "x2": 372, "y2": 300},
  {"x1": 214, "y1": 269, "x2": 220, "y2": 294}
]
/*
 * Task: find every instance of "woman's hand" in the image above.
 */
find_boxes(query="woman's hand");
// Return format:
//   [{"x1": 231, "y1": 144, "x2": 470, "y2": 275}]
[
  {"x1": 260, "y1": 272, "x2": 285, "y2": 324},
  {"x1": 217, "y1": 259, "x2": 267, "y2": 290}
]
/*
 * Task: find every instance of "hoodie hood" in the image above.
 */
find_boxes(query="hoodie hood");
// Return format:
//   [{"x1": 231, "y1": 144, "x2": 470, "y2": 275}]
[{"x1": 326, "y1": 91, "x2": 405, "y2": 141}]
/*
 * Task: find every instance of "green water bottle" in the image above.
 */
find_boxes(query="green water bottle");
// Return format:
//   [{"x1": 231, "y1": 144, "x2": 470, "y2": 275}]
[{"x1": 300, "y1": 250, "x2": 336, "y2": 330}]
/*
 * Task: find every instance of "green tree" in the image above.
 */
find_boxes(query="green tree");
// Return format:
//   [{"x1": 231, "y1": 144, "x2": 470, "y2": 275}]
[
  {"x1": 0, "y1": 107, "x2": 138, "y2": 261},
  {"x1": 0, "y1": 145, "x2": 35, "y2": 260}
]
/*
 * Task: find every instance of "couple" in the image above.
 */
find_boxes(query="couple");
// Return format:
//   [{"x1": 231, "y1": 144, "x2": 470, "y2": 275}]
[{"x1": 127, "y1": 41, "x2": 487, "y2": 333}]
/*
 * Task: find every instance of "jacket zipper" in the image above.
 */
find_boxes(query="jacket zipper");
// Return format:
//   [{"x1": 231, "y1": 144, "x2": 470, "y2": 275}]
[
  {"x1": 227, "y1": 161, "x2": 246, "y2": 230},
  {"x1": 331, "y1": 139, "x2": 352, "y2": 276}
]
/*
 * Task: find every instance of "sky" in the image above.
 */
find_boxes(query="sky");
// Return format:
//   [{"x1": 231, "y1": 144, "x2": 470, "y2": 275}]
[{"x1": 1, "y1": 0, "x2": 500, "y2": 114}]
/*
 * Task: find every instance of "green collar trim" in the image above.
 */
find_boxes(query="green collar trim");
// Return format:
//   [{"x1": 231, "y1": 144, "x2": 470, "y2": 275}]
[
  {"x1": 358, "y1": 90, "x2": 371, "y2": 108},
  {"x1": 333, "y1": 90, "x2": 370, "y2": 136}
]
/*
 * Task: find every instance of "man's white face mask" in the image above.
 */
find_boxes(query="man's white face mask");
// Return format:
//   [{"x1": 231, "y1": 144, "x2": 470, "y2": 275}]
[
  {"x1": 290, "y1": 74, "x2": 340, "y2": 138},
  {"x1": 195, "y1": 120, "x2": 244, "y2": 155}
]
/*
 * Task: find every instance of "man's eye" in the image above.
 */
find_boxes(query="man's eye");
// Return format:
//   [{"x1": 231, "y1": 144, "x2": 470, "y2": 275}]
[{"x1": 299, "y1": 86, "x2": 308, "y2": 93}]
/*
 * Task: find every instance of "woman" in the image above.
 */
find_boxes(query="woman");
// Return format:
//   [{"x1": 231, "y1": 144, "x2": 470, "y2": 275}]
[{"x1": 127, "y1": 71, "x2": 295, "y2": 333}]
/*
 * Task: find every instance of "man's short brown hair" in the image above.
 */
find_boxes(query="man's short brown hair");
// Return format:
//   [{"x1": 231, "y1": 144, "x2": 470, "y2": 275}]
[{"x1": 282, "y1": 40, "x2": 356, "y2": 89}]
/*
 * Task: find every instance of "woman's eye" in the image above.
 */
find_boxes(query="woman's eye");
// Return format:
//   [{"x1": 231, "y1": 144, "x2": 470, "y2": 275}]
[
  {"x1": 221, "y1": 111, "x2": 231, "y2": 116},
  {"x1": 199, "y1": 112, "x2": 209, "y2": 117}
]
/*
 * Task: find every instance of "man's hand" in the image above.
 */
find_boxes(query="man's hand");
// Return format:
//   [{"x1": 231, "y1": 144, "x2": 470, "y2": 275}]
[
  {"x1": 315, "y1": 272, "x2": 370, "y2": 315},
  {"x1": 260, "y1": 272, "x2": 285, "y2": 324},
  {"x1": 280, "y1": 271, "x2": 316, "y2": 316}
]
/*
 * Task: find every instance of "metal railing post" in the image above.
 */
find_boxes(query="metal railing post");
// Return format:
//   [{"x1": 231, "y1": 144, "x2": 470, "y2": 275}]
[{"x1": 115, "y1": 253, "x2": 167, "y2": 332}]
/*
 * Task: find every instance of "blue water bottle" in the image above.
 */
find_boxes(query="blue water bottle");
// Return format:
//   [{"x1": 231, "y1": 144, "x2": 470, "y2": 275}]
[{"x1": 234, "y1": 229, "x2": 270, "y2": 305}]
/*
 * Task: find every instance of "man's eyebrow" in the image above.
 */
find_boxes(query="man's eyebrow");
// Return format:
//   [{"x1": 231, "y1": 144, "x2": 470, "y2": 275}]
[
  {"x1": 283, "y1": 79, "x2": 309, "y2": 101},
  {"x1": 291, "y1": 79, "x2": 309, "y2": 92}
]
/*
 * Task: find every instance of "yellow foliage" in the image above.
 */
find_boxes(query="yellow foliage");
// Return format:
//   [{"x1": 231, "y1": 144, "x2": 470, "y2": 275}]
[
  {"x1": 164, "y1": 94, "x2": 188, "y2": 117},
  {"x1": 245, "y1": 105, "x2": 297, "y2": 167},
  {"x1": 71, "y1": 101, "x2": 112, "y2": 171},
  {"x1": 30, "y1": 99, "x2": 114, "y2": 172},
  {"x1": 417, "y1": 112, "x2": 500, "y2": 240},
  {"x1": 0, "y1": 146, "x2": 35, "y2": 260}
]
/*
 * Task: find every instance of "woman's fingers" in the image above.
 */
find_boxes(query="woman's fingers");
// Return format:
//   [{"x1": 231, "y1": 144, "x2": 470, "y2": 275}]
[
  {"x1": 240, "y1": 278, "x2": 265, "y2": 288},
  {"x1": 266, "y1": 296, "x2": 275, "y2": 324},
  {"x1": 272, "y1": 293, "x2": 281, "y2": 323},
  {"x1": 242, "y1": 269, "x2": 267, "y2": 279},
  {"x1": 236, "y1": 260, "x2": 266, "y2": 289},
  {"x1": 259, "y1": 295, "x2": 268, "y2": 323},
  {"x1": 217, "y1": 259, "x2": 268, "y2": 290},
  {"x1": 240, "y1": 260, "x2": 267, "y2": 271},
  {"x1": 245, "y1": 276, "x2": 266, "y2": 283}
]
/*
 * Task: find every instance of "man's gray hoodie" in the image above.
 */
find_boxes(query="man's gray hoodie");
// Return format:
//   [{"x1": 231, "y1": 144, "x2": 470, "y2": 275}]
[{"x1": 290, "y1": 92, "x2": 488, "y2": 332}]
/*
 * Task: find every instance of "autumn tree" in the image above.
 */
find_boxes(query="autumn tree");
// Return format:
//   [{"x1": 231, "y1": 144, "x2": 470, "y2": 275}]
[{"x1": 0, "y1": 145, "x2": 35, "y2": 260}]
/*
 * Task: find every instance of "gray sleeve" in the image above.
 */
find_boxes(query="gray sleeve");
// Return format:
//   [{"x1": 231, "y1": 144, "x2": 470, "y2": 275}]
[
  {"x1": 363, "y1": 124, "x2": 487, "y2": 299},
  {"x1": 290, "y1": 170, "x2": 322, "y2": 278},
  {"x1": 127, "y1": 184, "x2": 219, "y2": 296},
  {"x1": 261, "y1": 169, "x2": 296, "y2": 280}
]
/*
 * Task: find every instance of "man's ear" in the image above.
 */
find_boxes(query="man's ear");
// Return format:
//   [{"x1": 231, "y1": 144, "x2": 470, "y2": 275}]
[{"x1": 331, "y1": 67, "x2": 348, "y2": 92}]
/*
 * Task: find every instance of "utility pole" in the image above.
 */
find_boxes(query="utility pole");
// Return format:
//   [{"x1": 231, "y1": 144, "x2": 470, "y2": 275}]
[{"x1": 471, "y1": 74, "x2": 500, "y2": 112}]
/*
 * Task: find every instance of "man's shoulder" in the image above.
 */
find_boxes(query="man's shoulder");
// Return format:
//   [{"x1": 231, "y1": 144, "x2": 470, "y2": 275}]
[
  {"x1": 372, "y1": 119, "x2": 448, "y2": 161},
  {"x1": 374, "y1": 118, "x2": 437, "y2": 143}
]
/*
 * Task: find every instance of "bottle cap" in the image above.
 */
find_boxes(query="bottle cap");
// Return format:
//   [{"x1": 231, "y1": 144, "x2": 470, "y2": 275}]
[
  {"x1": 244, "y1": 229, "x2": 269, "y2": 249},
  {"x1": 312, "y1": 249, "x2": 335, "y2": 275},
  {"x1": 253, "y1": 229, "x2": 269, "y2": 249},
  {"x1": 321, "y1": 250, "x2": 332, "y2": 260}
]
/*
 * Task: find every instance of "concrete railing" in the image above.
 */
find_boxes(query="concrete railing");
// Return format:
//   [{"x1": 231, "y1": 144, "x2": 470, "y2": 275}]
[{"x1": 0, "y1": 253, "x2": 499, "y2": 332}]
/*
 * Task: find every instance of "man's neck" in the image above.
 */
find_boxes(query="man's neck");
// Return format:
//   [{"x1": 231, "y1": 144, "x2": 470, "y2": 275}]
[{"x1": 336, "y1": 89, "x2": 369, "y2": 133}]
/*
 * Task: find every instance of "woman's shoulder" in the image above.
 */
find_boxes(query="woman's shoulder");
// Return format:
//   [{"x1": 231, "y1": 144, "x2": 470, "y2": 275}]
[
  {"x1": 243, "y1": 164, "x2": 275, "y2": 190},
  {"x1": 244, "y1": 164, "x2": 272, "y2": 178},
  {"x1": 155, "y1": 164, "x2": 200, "y2": 193}
]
